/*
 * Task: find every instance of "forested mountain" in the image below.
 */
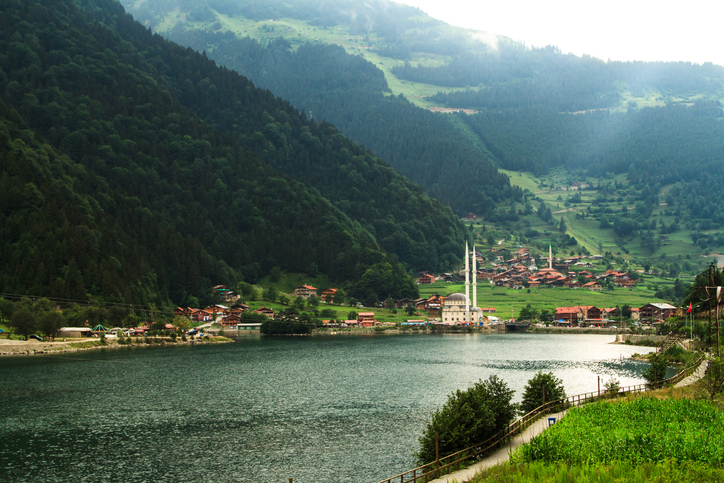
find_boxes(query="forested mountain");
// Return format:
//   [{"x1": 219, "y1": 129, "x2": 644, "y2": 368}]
[
  {"x1": 413, "y1": 46, "x2": 724, "y2": 112},
  {"x1": 119, "y1": 0, "x2": 724, "y2": 240},
  {"x1": 120, "y1": 0, "x2": 519, "y2": 217},
  {"x1": 0, "y1": 0, "x2": 469, "y2": 306}
]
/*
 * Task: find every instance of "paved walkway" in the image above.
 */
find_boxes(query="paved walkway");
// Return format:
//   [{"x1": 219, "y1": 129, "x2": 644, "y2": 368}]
[
  {"x1": 426, "y1": 410, "x2": 567, "y2": 483},
  {"x1": 675, "y1": 356, "x2": 709, "y2": 387}
]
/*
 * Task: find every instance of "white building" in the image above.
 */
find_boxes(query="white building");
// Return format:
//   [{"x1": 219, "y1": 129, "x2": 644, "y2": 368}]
[
  {"x1": 442, "y1": 293, "x2": 483, "y2": 324},
  {"x1": 441, "y1": 242, "x2": 485, "y2": 325}
]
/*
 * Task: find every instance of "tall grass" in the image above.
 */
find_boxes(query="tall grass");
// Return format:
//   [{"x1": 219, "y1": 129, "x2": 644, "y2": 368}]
[
  {"x1": 513, "y1": 398, "x2": 724, "y2": 465},
  {"x1": 470, "y1": 460, "x2": 724, "y2": 483}
]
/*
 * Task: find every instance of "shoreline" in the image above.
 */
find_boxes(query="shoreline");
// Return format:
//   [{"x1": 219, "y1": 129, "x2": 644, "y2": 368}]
[
  {"x1": 0, "y1": 336, "x2": 233, "y2": 356},
  {"x1": 2, "y1": 326, "x2": 662, "y2": 356}
]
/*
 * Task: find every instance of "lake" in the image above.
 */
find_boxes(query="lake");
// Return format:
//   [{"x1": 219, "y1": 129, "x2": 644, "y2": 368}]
[{"x1": 0, "y1": 333, "x2": 655, "y2": 482}]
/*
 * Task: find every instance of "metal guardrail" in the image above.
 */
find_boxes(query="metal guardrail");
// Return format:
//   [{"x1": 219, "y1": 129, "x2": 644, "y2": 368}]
[{"x1": 376, "y1": 353, "x2": 706, "y2": 483}]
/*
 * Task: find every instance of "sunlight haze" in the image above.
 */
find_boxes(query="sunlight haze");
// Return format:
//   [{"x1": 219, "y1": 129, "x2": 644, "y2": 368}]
[{"x1": 396, "y1": 0, "x2": 724, "y2": 67}]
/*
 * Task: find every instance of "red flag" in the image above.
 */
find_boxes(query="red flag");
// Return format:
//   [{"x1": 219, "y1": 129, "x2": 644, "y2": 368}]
[{"x1": 687, "y1": 302, "x2": 693, "y2": 314}]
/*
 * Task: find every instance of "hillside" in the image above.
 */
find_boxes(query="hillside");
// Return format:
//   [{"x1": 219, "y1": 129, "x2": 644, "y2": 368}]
[
  {"x1": 120, "y1": 0, "x2": 520, "y2": 217},
  {"x1": 0, "y1": 0, "x2": 470, "y2": 306},
  {"x1": 120, "y1": 0, "x2": 724, "y2": 263}
]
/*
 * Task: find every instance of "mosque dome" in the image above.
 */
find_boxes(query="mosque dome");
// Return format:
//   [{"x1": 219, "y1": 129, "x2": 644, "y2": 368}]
[{"x1": 445, "y1": 293, "x2": 466, "y2": 304}]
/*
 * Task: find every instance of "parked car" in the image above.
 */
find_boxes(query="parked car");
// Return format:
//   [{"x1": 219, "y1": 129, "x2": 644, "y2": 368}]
[{"x1": 187, "y1": 329, "x2": 198, "y2": 336}]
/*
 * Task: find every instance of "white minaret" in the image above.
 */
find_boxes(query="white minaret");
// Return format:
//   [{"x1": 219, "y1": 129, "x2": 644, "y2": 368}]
[
  {"x1": 549, "y1": 244, "x2": 553, "y2": 270},
  {"x1": 472, "y1": 244, "x2": 477, "y2": 312},
  {"x1": 465, "y1": 241, "x2": 470, "y2": 323}
]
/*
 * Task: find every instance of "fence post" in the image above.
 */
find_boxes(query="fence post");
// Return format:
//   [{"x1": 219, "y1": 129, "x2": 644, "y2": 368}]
[{"x1": 435, "y1": 433, "x2": 440, "y2": 478}]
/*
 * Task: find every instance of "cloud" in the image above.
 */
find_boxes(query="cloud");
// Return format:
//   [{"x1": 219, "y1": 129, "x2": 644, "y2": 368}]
[{"x1": 471, "y1": 31, "x2": 499, "y2": 51}]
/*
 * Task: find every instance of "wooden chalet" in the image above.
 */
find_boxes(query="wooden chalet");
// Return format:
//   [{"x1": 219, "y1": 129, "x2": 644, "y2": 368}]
[
  {"x1": 564, "y1": 279, "x2": 582, "y2": 289},
  {"x1": 584, "y1": 281, "x2": 602, "y2": 292},
  {"x1": 395, "y1": 298, "x2": 416, "y2": 309},
  {"x1": 321, "y1": 288, "x2": 338, "y2": 303},
  {"x1": 292, "y1": 285, "x2": 318, "y2": 299},
  {"x1": 639, "y1": 303, "x2": 676, "y2": 321},
  {"x1": 555, "y1": 307, "x2": 581, "y2": 324},
  {"x1": 255, "y1": 306, "x2": 275, "y2": 319},
  {"x1": 617, "y1": 278, "x2": 636, "y2": 288},
  {"x1": 418, "y1": 274, "x2": 436, "y2": 284},
  {"x1": 357, "y1": 312, "x2": 376, "y2": 326},
  {"x1": 221, "y1": 314, "x2": 241, "y2": 326},
  {"x1": 414, "y1": 298, "x2": 428, "y2": 310},
  {"x1": 582, "y1": 306, "x2": 602, "y2": 320},
  {"x1": 213, "y1": 285, "x2": 240, "y2": 302},
  {"x1": 424, "y1": 294, "x2": 444, "y2": 315}
]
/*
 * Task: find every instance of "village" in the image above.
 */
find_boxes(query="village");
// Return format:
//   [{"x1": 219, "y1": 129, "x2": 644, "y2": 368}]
[{"x1": 161, "y1": 245, "x2": 680, "y2": 334}]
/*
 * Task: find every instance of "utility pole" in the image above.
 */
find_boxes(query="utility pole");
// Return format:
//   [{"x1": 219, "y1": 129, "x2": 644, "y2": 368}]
[
  {"x1": 710, "y1": 263, "x2": 713, "y2": 354},
  {"x1": 703, "y1": 263, "x2": 721, "y2": 357}
]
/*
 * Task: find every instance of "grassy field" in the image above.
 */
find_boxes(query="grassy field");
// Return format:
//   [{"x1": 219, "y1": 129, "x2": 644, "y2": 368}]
[
  {"x1": 515, "y1": 398, "x2": 724, "y2": 465},
  {"x1": 487, "y1": 168, "x2": 712, "y2": 276}
]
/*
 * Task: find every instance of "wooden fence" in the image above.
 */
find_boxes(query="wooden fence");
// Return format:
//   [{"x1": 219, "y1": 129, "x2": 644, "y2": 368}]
[{"x1": 376, "y1": 353, "x2": 706, "y2": 483}]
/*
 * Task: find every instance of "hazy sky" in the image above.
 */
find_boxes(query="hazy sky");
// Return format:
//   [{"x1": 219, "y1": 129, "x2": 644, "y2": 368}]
[{"x1": 395, "y1": 0, "x2": 724, "y2": 67}]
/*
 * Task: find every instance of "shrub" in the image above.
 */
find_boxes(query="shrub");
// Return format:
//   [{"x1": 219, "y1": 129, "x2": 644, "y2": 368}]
[
  {"x1": 520, "y1": 371, "x2": 566, "y2": 414},
  {"x1": 642, "y1": 356, "x2": 669, "y2": 387},
  {"x1": 604, "y1": 378, "x2": 621, "y2": 395},
  {"x1": 416, "y1": 375, "x2": 516, "y2": 465}
]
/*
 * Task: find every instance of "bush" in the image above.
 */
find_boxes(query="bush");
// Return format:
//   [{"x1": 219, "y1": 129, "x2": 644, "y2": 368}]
[
  {"x1": 416, "y1": 375, "x2": 516, "y2": 465},
  {"x1": 642, "y1": 356, "x2": 669, "y2": 387},
  {"x1": 603, "y1": 378, "x2": 621, "y2": 395},
  {"x1": 520, "y1": 371, "x2": 566, "y2": 414}
]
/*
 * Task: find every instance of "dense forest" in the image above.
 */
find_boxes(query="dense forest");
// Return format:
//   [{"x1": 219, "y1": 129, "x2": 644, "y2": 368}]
[
  {"x1": 148, "y1": 28, "x2": 517, "y2": 216},
  {"x1": 119, "y1": 0, "x2": 519, "y2": 216},
  {"x1": 0, "y1": 0, "x2": 471, "y2": 306}
]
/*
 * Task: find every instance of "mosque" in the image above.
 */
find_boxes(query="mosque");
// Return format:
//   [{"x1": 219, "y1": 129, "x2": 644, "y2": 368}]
[{"x1": 441, "y1": 242, "x2": 484, "y2": 325}]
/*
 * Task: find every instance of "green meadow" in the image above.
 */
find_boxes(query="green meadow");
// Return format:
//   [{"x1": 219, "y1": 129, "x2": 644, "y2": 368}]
[{"x1": 478, "y1": 168, "x2": 711, "y2": 278}]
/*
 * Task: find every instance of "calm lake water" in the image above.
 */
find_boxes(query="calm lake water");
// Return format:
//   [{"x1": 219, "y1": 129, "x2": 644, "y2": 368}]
[{"x1": 0, "y1": 333, "x2": 655, "y2": 482}]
